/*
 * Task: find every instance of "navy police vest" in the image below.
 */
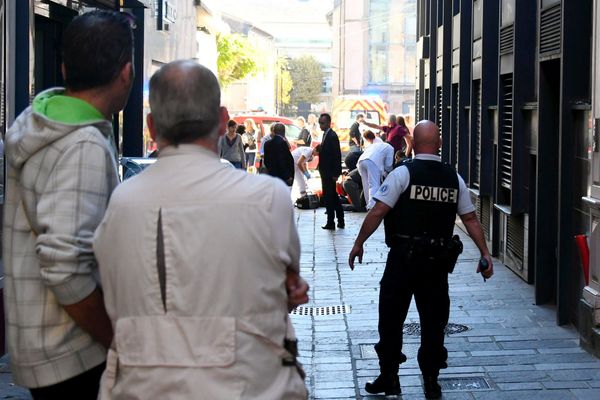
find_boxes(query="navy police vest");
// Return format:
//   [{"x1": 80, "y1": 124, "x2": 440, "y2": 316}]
[{"x1": 384, "y1": 158, "x2": 459, "y2": 247}]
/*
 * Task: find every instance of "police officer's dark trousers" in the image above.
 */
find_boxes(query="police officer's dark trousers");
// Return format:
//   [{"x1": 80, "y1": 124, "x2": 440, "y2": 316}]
[{"x1": 375, "y1": 245, "x2": 450, "y2": 378}]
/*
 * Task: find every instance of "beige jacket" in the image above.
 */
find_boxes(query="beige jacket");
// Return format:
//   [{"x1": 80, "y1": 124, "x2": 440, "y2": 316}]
[{"x1": 94, "y1": 145, "x2": 307, "y2": 399}]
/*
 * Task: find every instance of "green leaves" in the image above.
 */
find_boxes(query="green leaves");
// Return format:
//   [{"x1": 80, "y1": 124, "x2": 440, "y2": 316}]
[{"x1": 216, "y1": 33, "x2": 259, "y2": 87}]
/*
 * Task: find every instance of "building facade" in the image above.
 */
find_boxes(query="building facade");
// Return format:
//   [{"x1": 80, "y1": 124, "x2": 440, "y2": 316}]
[
  {"x1": 417, "y1": 0, "x2": 598, "y2": 355},
  {"x1": 330, "y1": 0, "x2": 416, "y2": 115},
  {"x1": 582, "y1": 0, "x2": 600, "y2": 357},
  {"x1": 219, "y1": 13, "x2": 278, "y2": 115}
]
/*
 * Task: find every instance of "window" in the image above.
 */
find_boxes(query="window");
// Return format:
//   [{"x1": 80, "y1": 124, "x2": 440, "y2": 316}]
[
  {"x1": 501, "y1": 0, "x2": 515, "y2": 26},
  {"x1": 369, "y1": 0, "x2": 390, "y2": 83}
]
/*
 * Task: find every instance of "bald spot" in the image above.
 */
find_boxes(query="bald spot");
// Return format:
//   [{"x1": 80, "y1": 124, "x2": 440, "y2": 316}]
[
  {"x1": 156, "y1": 60, "x2": 212, "y2": 92},
  {"x1": 413, "y1": 120, "x2": 441, "y2": 155}
]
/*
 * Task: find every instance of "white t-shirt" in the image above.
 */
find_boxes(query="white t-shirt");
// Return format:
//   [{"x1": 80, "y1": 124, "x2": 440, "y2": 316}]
[
  {"x1": 292, "y1": 146, "x2": 314, "y2": 164},
  {"x1": 373, "y1": 154, "x2": 475, "y2": 215},
  {"x1": 358, "y1": 142, "x2": 394, "y2": 173}
]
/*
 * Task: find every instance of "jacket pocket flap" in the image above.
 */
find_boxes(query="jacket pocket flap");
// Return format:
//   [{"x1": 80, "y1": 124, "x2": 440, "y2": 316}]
[{"x1": 115, "y1": 316, "x2": 235, "y2": 367}]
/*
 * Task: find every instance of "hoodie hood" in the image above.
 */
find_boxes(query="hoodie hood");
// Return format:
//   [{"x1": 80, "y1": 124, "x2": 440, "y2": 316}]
[{"x1": 5, "y1": 87, "x2": 112, "y2": 169}]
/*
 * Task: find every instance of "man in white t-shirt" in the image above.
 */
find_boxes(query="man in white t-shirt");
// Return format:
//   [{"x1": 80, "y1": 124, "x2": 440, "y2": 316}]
[
  {"x1": 358, "y1": 130, "x2": 394, "y2": 209},
  {"x1": 292, "y1": 145, "x2": 320, "y2": 197}
]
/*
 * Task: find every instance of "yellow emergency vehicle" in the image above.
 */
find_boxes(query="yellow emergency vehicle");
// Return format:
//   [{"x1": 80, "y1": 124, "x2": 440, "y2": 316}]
[{"x1": 331, "y1": 95, "x2": 388, "y2": 153}]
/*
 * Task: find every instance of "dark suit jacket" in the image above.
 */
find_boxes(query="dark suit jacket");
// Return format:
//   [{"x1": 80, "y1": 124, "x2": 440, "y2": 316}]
[
  {"x1": 263, "y1": 134, "x2": 294, "y2": 186},
  {"x1": 318, "y1": 128, "x2": 342, "y2": 178}
]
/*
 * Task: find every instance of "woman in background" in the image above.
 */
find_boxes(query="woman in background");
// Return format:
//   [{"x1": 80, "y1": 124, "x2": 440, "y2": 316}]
[
  {"x1": 242, "y1": 118, "x2": 258, "y2": 170},
  {"x1": 219, "y1": 120, "x2": 246, "y2": 169}
]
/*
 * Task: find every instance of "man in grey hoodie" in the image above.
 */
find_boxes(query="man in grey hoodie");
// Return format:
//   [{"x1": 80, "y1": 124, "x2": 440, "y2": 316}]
[{"x1": 3, "y1": 11, "x2": 134, "y2": 399}]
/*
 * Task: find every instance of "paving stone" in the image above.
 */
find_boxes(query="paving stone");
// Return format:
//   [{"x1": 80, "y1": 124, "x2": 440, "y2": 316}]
[
  {"x1": 487, "y1": 370, "x2": 549, "y2": 383},
  {"x1": 313, "y1": 380, "x2": 356, "y2": 390},
  {"x1": 535, "y1": 362, "x2": 600, "y2": 371},
  {"x1": 472, "y1": 389, "x2": 575, "y2": 399},
  {"x1": 314, "y1": 363, "x2": 352, "y2": 372},
  {"x1": 542, "y1": 381, "x2": 589, "y2": 389},
  {"x1": 546, "y1": 369, "x2": 600, "y2": 381},
  {"x1": 570, "y1": 389, "x2": 600, "y2": 400},
  {"x1": 470, "y1": 349, "x2": 537, "y2": 357},
  {"x1": 313, "y1": 387, "x2": 356, "y2": 398}
]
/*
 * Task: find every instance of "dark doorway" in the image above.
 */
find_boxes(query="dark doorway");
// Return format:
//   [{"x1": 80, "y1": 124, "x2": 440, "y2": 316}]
[
  {"x1": 535, "y1": 59, "x2": 561, "y2": 305},
  {"x1": 34, "y1": 6, "x2": 77, "y2": 93}
]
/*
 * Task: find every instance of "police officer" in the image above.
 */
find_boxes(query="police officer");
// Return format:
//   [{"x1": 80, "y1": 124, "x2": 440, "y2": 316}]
[{"x1": 348, "y1": 120, "x2": 493, "y2": 399}]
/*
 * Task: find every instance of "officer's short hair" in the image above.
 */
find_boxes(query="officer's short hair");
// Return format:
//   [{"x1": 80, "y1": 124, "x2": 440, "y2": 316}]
[
  {"x1": 356, "y1": 113, "x2": 365, "y2": 120},
  {"x1": 62, "y1": 11, "x2": 134, "y2": 91},
  {"x1": 149, "y1": 60, "x2": 221, "y2": 145}
]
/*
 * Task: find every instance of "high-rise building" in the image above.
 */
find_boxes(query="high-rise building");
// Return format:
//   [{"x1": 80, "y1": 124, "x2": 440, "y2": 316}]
[{"x1": 329, "y1": 0, "x2": 416, "y2": 115}]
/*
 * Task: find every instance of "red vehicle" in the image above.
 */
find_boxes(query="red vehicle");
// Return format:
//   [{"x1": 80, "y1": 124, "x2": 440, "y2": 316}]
[{"x1": 232, "y1": 114, "x2": 320, "y2": 170}]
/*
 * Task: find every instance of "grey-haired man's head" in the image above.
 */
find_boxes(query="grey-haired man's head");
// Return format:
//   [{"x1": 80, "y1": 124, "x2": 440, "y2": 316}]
[{"x1": 148, "y1": 60, "x2": 221, "y2": 146}]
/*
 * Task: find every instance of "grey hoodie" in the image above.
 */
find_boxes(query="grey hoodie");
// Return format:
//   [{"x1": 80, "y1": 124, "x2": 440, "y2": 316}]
[{"x1": 3, "y1": 88, "x2": 119, "y2": 388}]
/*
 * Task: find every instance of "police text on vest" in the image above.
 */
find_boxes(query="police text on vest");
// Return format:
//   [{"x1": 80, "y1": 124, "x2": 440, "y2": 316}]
[{"x1": 410, "y1": 185, "x2": 458, "y2": 203}]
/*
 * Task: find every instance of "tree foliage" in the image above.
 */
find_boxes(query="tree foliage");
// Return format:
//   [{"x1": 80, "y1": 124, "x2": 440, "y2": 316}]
[
  {"x1": 216, "y1": 33, "x2": 259, "y2": 87},
  {"x1": 288, "y1": 55, "x2": 324, "y2": 105},
  {"x1": 277, "y1": 57, "x2": 293, "y2": 106}
]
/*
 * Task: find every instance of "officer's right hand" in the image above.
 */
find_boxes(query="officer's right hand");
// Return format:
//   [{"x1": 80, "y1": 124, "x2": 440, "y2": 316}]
[{"x1": 349, "y1": 244, "x2": 363, "y2": 270}]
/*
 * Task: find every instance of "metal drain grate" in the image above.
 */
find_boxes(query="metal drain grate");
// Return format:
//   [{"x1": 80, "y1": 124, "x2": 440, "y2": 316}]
[
  {"x1": 438, "y1": 376, "x2": 490, "y2": 391},
  {"x1": 403, "y1": 322, "x2": 469, "y2": 336},
  {"x1": 290, "y1": 305, "x2": 351, "y2": 316}
]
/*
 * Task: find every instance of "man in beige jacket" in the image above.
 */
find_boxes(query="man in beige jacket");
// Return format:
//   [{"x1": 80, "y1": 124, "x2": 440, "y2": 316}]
[{"x1": 94, "y1": 60, "x2": 309, "y2": 399}]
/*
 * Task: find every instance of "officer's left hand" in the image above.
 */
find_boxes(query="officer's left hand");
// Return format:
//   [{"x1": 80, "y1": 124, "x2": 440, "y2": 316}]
[
  {"x1": 477, "y1": 254, "x2": 494, "y2": 280},
  {"x1": 349, "y1": 244, "x2": 363, "y2": 270}
]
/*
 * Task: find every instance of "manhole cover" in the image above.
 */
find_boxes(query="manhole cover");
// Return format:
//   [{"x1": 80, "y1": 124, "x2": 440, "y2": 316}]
[
  {"x1": 403, "y1": 322, "x2": 469, "y2": 336},
  {"x1": 290, "y1": 304, "x2": 351, "y2": 316},
  {"x1": 438, "y1": 376, "x2": 490, "y2": 391},
  {"x1": 361, "y1": 343, "x2": 418, "y2": 359}
]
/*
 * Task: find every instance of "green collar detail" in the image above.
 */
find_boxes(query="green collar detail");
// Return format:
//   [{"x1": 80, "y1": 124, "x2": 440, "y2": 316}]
[{"x1": 33, "y1": 92, "x2": 105, "y2": 124}]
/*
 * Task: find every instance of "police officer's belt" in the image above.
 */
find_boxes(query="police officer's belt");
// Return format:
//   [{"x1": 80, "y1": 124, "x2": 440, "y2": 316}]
[{"x1": 389, "y1": 234, "x2": 452, "y2": 248}]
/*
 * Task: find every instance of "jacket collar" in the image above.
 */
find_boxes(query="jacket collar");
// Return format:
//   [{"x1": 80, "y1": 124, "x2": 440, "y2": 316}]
[{"x1": 158, "y1": 144, "x2": 219, "y2": 159}]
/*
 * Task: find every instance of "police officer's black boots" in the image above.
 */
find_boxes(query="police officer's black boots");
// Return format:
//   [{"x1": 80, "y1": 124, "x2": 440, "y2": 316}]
[
  {"x1": 423, "y1": 375, "x2": 442, "y2": 399},
  {"x1": 364, "y1": 373, "x2": 400, "y2": 395}
]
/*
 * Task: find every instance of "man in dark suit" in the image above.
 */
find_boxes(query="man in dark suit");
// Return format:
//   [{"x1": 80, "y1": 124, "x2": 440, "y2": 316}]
[
  {"x1": 264, "y1": 123, "x2": 294, "y2": 186},
  {"x1": 318, "y1": 113, "x2": 344, "y2": 229}
]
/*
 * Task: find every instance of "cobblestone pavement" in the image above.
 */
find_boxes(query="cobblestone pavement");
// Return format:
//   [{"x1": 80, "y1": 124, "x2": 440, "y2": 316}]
[
  {"x1": 291, "y1": 209, "x2": 600, "y2": 400},
  {"x1": 2, "y1": 209, "x2": 600, "y2": 399}
]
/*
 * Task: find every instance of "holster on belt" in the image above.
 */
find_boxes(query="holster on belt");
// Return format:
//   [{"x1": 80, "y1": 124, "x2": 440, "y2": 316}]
[{"x1": 390, "y1": 234, "x2": 463, "y2": 273}]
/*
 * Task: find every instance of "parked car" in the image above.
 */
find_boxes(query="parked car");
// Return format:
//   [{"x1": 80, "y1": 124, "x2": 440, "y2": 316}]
[{"x1": 232, "y1": 114, "x2": 320, "y2": 170}]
